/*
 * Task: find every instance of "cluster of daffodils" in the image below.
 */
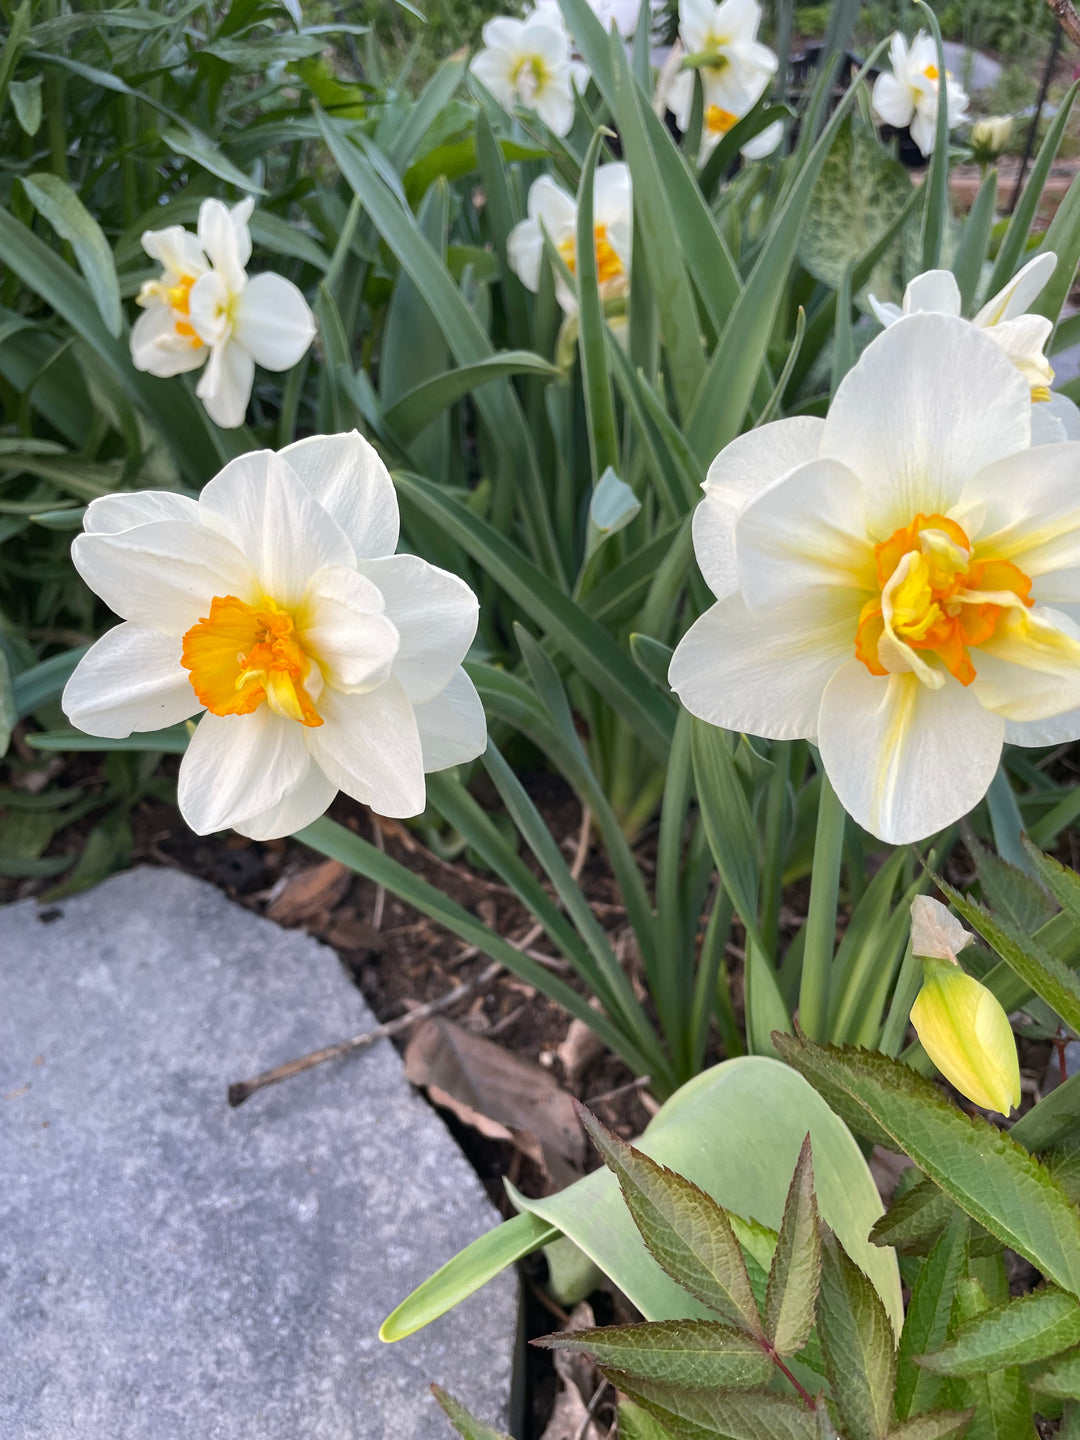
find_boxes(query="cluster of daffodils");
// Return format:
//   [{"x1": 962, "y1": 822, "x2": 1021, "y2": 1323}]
[
  {"x1": 469, "y1": 3, "x2": 587, "y2": 138},
  {"x1": 869, "y1": 253, "x2": 1080, "y2": 444},
  {"x1": 62, "y1": 434, "x2": 486, "y2": 839},
  {"x1": 507, "y1": 163, "x2": 632, "y2": 319},
  {"x1": 657, "y1": 0, "x2": 782, "y2": 162},
  {"x1": 909, "y1": 897, "x2": 1020, "y2": 1115},
  {"x1": 132, "y1": 198, "x2": 315, "y2": 429},
  {"x1": 670, "y1": 306, "x2": 1080, "y2": 845},
  {"x1": 872, "y1": 30, "x2": 969, "y2": 158}
]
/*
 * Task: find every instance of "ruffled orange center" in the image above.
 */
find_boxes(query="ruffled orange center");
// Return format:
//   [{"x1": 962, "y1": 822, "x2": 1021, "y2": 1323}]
[
  {"x1": 854, "y1": 514, "x2": 1034, "y2": 687},
  {"x1": 706, "y1": 104, "x2": 739, "y2": 135},
  {"x1": 558, "y1": 224, "x2": 625, "y2": 285},
  {"x1": 181, "y1": 595, "x2": 323, "y2": 727}
]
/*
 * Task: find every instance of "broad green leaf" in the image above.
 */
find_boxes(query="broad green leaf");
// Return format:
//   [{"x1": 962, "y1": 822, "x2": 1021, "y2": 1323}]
[
  {"x1": 817, "y1": 1228, "x2": 896, "y2": 1440},
  {"x1": 774, "y1": 1037, "x2": 1080, "y2": 1298},
  {"x1": 965, "y1": 836, "x2": 1055, "y2": 934},
  {"x1": 1010, "y1": 1072, "x2": 1080, "y2": 1151},
  {"x1": 512, "y1": 1058, "x2": 902, "y2": 1333},
  {"x1": 9, "y1": 74, "x2": 42, "y2": 134},
  {"x1": 1020, "y1": 838, "x2": 1080, "y2": 935},
  {"x1": 765, "y1": 1136, "x2": 821, "y2": 1358},
  {"x1": 382, "y1": 352, "x2": 558, "y2": 443},
  {"x1": 918, "y1": 1288, "x2": 1080, "y2": 1376},
  {"x1": 895, "y1": 1213, "x2": 970, "y2": 1421},
  {"x1": 161, "y1": 127, "x2": 268, "y2": 194},
  {"x1": 946, "y1": 1279, "x2": 1033, "y2": 1440},
  {"x1": 799, "y1": 117, "x2": 914, "y2": 304},
  {"x1": 619, "y1": 1399, "x2": 680, "y2": 1440},
  {"x1": 609, "y1": 1373, "x2": 820, "y2": 1440},
  {"x1": 935, "y1": 879, "x2": 1080, "y2": 1036},
  {"x1": 19, "y1": 173, "x2": 122, "y2": 335},
  {"x1": 579, "y1": 1108, "x2": 765, "y2": 1336},
  {"x1": 887, "y1": 1413, "x2": 976, "y2": 1440},
  {"x1": 536, "y1": 1319, "x2": 772, "y2": 1388},
  {"x1": 431, "y1": 1386, "x2": 513, "y2": 1440},
  {"x1": 380, "y1": 1210, "x2": 559, "y2": 1342},
  {"x1": 1032, "y1": 1347, "x2": 1080, "y2": 1401}
]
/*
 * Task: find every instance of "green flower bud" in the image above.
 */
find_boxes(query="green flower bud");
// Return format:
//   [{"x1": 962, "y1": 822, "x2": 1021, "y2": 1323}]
[
  {"x1": 971, "y1": 114, "x2": 1013, "y2": 160},
  {"x1": 911, "y1": 955, "x2": 1021, "y2": 1114}
]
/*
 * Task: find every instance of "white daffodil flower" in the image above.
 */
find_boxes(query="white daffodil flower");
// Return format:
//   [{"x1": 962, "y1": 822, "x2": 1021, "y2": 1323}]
[
  {"x1": 669, "y1": 313, "x2": 1080, "y2": 845},
  {"x1": 507, "y1": 165, "x2": 632, "y2": 317},
  {"x1": 131, "y1": 197, "x2": 316, "y2": 430},
  {"x1": 664, "y1": 0, "x2": 778, "y2": 139},
  {"x1": 868, "y1": 254, "x2": 1080, "y2": 444},
  {"x1": 872, "y1": 29, "x2": 969, "y2": 157},
  {"x1": 63, "y1": 433, "x2": 487, "y2": 840},
  {"x1": 470, "y1": 6, "x2": 588, "y2": 137}
]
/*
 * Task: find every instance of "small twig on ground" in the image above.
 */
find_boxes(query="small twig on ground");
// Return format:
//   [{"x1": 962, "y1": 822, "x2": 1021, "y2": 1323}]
[
  {"x1": 572, "y1": 1379, "x2": 611, "y2": 1440},
  {"x1": 583, "y1": 1074, "x2": 652, "y2": 1109},
  {"x1": 1046, "y1": 0, "x2": 1080, "y2": 44}
]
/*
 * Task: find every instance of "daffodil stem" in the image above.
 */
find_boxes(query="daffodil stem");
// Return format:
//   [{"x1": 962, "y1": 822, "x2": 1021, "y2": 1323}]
[{"x1": 798, "y1": 769, "x2": 846, "y2": 1041}]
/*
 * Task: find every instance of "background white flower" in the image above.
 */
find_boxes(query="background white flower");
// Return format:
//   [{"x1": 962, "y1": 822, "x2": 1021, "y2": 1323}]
[
  {"x1": 669, "y1": 315, "x2": 1080, "y2": 844},
  {"x1": 131, "y1": 197, "x2": 316, "y2": 430},
  {"x1": 470, "y1": 6, "x2": 588, "y2": 137},
  {"x1": 872, "y1": 29, "x2": 969, "y2": 157},
  {"x1": 63, "y1": 432, "x2": 487, "y2": 840},
  {"x1": 507, "y1": 165, "x2": 632, "y2": 316},
  {"x1": 664, "y1": 0, "x2": 777, "y2": 135},
  {"x1": 869, "y1": 253, "x2": 1080, "y2": 443}
]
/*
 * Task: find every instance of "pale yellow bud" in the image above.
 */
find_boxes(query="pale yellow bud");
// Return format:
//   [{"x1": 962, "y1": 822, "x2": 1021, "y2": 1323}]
[
  {"x1": 911, "y1": 955, "x2": 1021, "y2": 1114},
  {"x1": 971, "y1": 115, "x2": 1013, "y2": 160}
]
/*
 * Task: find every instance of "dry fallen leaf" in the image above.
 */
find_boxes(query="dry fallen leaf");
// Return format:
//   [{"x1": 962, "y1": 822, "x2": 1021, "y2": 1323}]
[
  {"x1": 540, "y1": 1302, "x2": 605, "y2": 1440},
  {"x1": 266, "y1": 860, "x2": 351, "y2": 926},
  {"x1": 403, "y1": 1017, "x2": 585, "y2": 1189},
  {"x1": 555, "y1": 1018, "x2": 606, "y2": 1091}
]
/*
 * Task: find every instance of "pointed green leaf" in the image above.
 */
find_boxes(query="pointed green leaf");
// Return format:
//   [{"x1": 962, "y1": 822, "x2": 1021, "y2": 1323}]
[
  {"x1": 19, "y1": 173, "x2": 122, "y2": 336},
  {"x1": 887, "y1": 1412, "x2": 975, "y2": 1440},
  {"x1": 536, "y1": 1319, "x2": 772, "y2": 1388},
  {"x1": 946, "y1": 1279, "x2": 1033, "y2": 1440},
  {"x1": 579, "y1": 1107, "x2": 765, "y2": 1336},
  {"x1": 1031, "y1": 1346, "x2": 1080, "y2": 1401},
  {"x1": 381, "y1": 353, "x2": 558, "y2": 443},
  {"x1": 619, "y1": 1399, "x2": 681, "y2": 1440},
  {"x1": 775, "y1": 1036, "x2": 1080, "y2": 1298},
  {"x1": 765, "y1": 1136, "x2": 821, "y2": 1357},
  {"x1": 607, "y1": 1373, "x2": 821, "y2": 1440},
  {"x1": 918, "y1": 1289, "x2": 1080, "y2": 1376},
  {"x1": 1020, "y1": 838, "x2": 1080, "y2": 936},
  {"x1": 817, "y1": 1227, "x2": 896, "y2": 1440},
  {"x1": 895, "y1": 1213, "x2": 970, "y2": 1420},
  {"x1": 1010, "y1": 1072, "x2": 1080, "y2": 1151},
  {"x1": 431, "y1": 1386, "x2": 513, "y2": 1440}
]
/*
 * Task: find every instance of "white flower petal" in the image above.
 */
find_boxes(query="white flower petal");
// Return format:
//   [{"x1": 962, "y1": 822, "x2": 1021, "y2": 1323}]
[
  {"x1": 909, "y1": 106, "x2": 937, "y2": 159},
  {"x1": 278, "y1": 431, "x2": 400, "y2": 558},
  {"x1": 961, "y1": 442, "x2": 1080, "y2": 598},
  {"x1": 970, "y1": 605, "x2": 1080, "y2": 722},
  {"x1": 307, "y1": 677, "x2": 426, "y2": 817},
  {"x1": 355, "y1": 553, "x2": 480, "y2": 705},
  {"x1": 872, "y1": 71, "x2": 915, "y2": 129},
  {"x1": 1004, "y1": 708, "x2": 1080, "y2": 746},
  {"x1": 734, "y1": 458, "x2": 874, "y2": 610},
  {"x1": 740, "y1": 119, "x2": 783, "y2": 160},
  {"x1": 818, "y1": 662, "x2": 1004, "y2": 844},
  {"x1": 178, "y1": 707, "x2": 310, "y2": 835},
  {"x1": 1031, "y1": 403, "x2": 1068, "y2": 446},
  {"x1": 130, "y1": 305, "x2": 207, "y2": 377},
  {"x1": 72, "y1": 520, "x2": 256, "y2": 635},
  {"x1": 1047, "y1": 392, "x2": 1080, "y2": 441},
  {"x1": 902, "y1": 269, "x2": 961, "y2": 316},
  {"x1": 668, "y1": 588, "x2": 858, "y2": 741},
  {"x1": 232, "y1": 272, "x2": 316, "y2": 371},
  {"x1": 300, "y1": 565, "x2": 400, "y2": 694},
  {"x1": 470, "y1": 46, "x2": 517, "y2": 107},
  {"x1": 197, "y1": 197, "x2": 248, "y2": 292},
  {"x1": 413, "y1": 668, "x2": 488, "y2": 772},
  {"x1": 821, "y1": 314, "x2": 1031, "y2": 538},
  {"x1": 527, "y1": 174, "x2": 577, "y2": 238},
  {"x1": 868, "y1": 294, "x2": 903, "y2": 328},
  {"x1": 198, "y1": 451, "x2": 355, "y2": 609},
  {"x1": 231, "y1": 759, "x2": 337, "y2": 841},
  {"x1": 83, "y1": 490, "x2": 199, "y2": 535},
  {"x1": 62, "y1": 623, "x2": 197, "y2": 738},
  {"x1": 507, "y1": 217, "x2": 545, "y2": 292},
  {"x1": 188, "y1": 269, "x2": 231, "y2": 349},
  {"x1": 195, "y1": 338, "x2": 255, "y2": 429},
  {"x1": 140, "y1": 224, "x2": 207, "y2": 279},
  {"x1": 974, "y1": 251, "x2": 1057, "y2": 327}
]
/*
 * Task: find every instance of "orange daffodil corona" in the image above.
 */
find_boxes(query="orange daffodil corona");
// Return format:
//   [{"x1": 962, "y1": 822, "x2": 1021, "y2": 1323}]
[
  {"x1": 62, "y1": 434, "x2": 486, "y2": 839},
  {"x1": 132, "y1": 198, "x2": 316, "y2": 429},
  {"x1": 669, "y1": 312, "x2": 1080, "y2": 844}
]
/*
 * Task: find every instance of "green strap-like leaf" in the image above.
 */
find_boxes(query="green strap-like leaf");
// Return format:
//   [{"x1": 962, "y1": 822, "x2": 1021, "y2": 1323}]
[
  {"x1": 579, "y1": 1108, "x2": 765, "y2": 1337},
  {"x1": 1010, "y1": 1072, "x2": 1080, "y2": 1151},
  {"x1": 381, "y1": 352, "x2": 558, "y2": 443},
  {"x1": 817, "y1": 1227, "x2": 896, "y2": 1440},
  {"x1": 918, "y1": 1288, "x2": 1080, "y2": 1376},
  {"x1": 536, "y1": 1319, "x2": 772, "y2": 1389},
  {"x1": 765, "y1": 1136, "x2": 821, "y2": 1358},
  {"x1": 19, "y1": 172, "x2": 121, "y2": 336},
  {"x1": 774, "y1": 1037, "x2": 1080, "y2": 1299},
  {"x1": 576, "y1": 128, "x2": 620, "y2": 483}
]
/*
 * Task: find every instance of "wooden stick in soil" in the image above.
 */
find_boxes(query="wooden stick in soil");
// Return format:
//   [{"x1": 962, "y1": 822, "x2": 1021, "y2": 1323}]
[{"x1": 1046, "y1": 0, "x2": 1080, "y2": 45}]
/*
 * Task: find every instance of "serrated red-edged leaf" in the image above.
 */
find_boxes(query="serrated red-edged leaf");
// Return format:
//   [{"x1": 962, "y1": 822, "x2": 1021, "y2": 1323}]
[
  {"x1": 944, "y1": 1279, "x2": 1033, "y2": 1440},
  {"x1": 895, "y1": 1213, "x2": 970, "y2": 1421},
  {"x1": 817, "y1": 1228, "x2": 896, "y2": 1440},
  {"x1": 887, "y1": 1410, "x2": 974, "y2": 1440},
  {"x1": 535, "y1": 1319, "x2": 771, "y2": 1388},
  {"x1": 1031, "y1": 1346, "x2": 1080, "y2": 1401},
  {"x1": 766, "y1": 1136, "x2": 821, "y2": 1358},
  {"x1": 774, "y1": 1036, "x2": 1080, "y2": 1299},
  {"x1": 605, "y1": 1371, "x2": 821, "y2": 1440},
  {"x1": 917, "y1": 1288, "x2": 1080, "y2": 1376},
  {"x1": 579, "y1": 1107, "x2": 763, "y2": 1337}
]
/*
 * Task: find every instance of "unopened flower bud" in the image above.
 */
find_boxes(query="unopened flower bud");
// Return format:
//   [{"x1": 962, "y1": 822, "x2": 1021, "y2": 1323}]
[
  {"x1": 910, "y1": 951, "x2": 1021, "y2": 1115},
  {"x1": 971, "y1": 114, "x2": 1013, "y2": 160}
]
